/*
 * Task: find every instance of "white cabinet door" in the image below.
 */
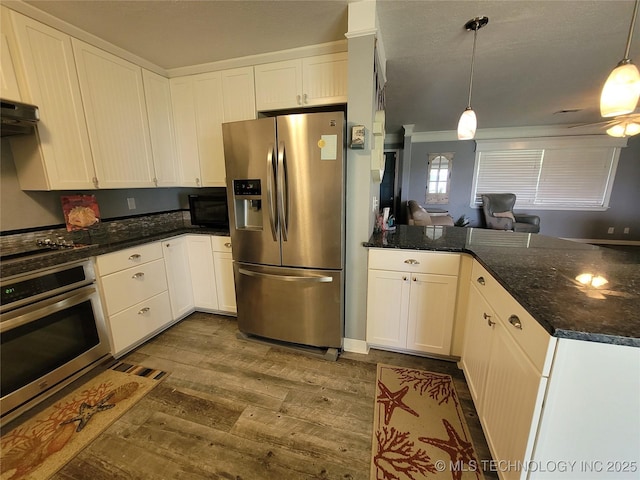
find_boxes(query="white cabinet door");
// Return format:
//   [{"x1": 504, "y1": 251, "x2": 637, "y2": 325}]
[
  {"x1": 170, "y1": 76, "x2": 202, "y2": 187},
  {"x1": 366, "y1": 269, "x2": 409, "y2": 349},
  {"x1": 9, "y1": 11, "x2": 96, "y2": 190},
  {"x1": 193, "y1": 72, "x2": 225, "y2": 187},
  {"x1": 481, "y1": 323, "x2": 547, "y2": 480},
  {"x1": 142, "y1": 69, "x2": 179, "y2": 187},
  {"x1": 186, "y1": 235, "x2": 218, "y2": 310},
  {"x1": 460, "y1": 283, "x2": 495, "y2": 414},
  {"x1": 406, "y1": 273, "x2": 457, "y2": 356},
  {"x1": 254, "y1": 59, "x2": 302, "y2": 111},
  {"x1": 213, "y1": 251, "x2": 236, "y2": 313},
  {"x1": 163, "y1": 236, "x2": 195, "y2": 319},
  {"x1": 302, "y1": 52, "x2": 348, "y2": 106},
  {"x1": 221, "y1": 66, "x2": 256, "y2": 122},
  {"x1": 1, "y1": 8, "x2": 21, "y2": 101},
  {"x1": 72, "y1": 38, "x2": 156, "y2": 188}
]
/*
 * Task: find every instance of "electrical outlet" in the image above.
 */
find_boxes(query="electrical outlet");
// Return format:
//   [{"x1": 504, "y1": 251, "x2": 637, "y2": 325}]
[
  {"x1": 372, "y1": 196, "x2": 379, "y2": 212},
  {"x1": 623, "y1": 227, "x2": 630, "y2": 234},
  {"x1": 127, "y1": 197, "x2": 136, "y2": 210},
  {"x1": 607, "y1": 227, "x2": 614, "y2": 234}
]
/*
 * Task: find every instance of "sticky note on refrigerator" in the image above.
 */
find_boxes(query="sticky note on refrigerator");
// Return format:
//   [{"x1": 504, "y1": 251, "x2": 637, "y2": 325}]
[{"x1": 319, "y1": 135, "x2": 337, "y2": 160}]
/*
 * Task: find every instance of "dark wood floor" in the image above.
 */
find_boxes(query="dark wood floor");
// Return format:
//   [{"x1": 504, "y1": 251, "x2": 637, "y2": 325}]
[{"x1": 12, "y1": 313, "x2": 498, "y2": 479}]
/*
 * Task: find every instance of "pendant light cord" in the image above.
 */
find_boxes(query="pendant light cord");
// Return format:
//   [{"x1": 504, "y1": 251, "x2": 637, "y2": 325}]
[
  {"x1": 467, "y1": 21, "x2": 479, "y2": 109},
  {"x1": 622, "y1": 0, "x2": 639, "y2": 62}
]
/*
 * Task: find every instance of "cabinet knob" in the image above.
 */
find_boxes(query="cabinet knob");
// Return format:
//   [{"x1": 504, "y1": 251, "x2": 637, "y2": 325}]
[
  {"x1": 166, "y1": 243, "x2": 171, "y2": 247},
  {"x1": 132, "y1": 272, "x2": 145, "y2": 279},
  {"x1": 509, "y1": 315, "x2": 523, "y2": 330},
  {"x1": 484, "y1": 312, "x2": 495, "y2": 326},
  {"x1": 296, "y1": 94, "x2": 302, "y2": 105},
  {"x1": 404, "y1": 259, "x2": 420, "y2": 265},
  {"x1": 403, "y1": 276, "x2": 408, "y2": 281},
  {"x1": 413, "y1": 276, "x2": 417, "y2": 282},
  {"x1": 477, "y1": 276, "x2": 485, "y2": 285},
  {"x1": 138, "y1": 307, "x2": 150, "y2": 315},
  {"x1": 224, "y1": 242, "x2": 232, "y2": 248},
  {"x1": 128, "y1": 254, "x2": 141, "y2": 261},
  {"x1": 303, "y1": 93, "x2": 308, "y2": 104}
]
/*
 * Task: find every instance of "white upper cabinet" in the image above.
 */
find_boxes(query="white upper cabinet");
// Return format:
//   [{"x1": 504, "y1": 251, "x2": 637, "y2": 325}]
[
  {"x1": 72, "y1": 38, "x2": 156, "y2": 188},
  {"x1": 1, "y1": 8, "x2": 21, "y2": 101},
  {"x1": 170, "y1": 66, "x2": 255, "y2": 188},
  {"x1": 8, "y1": 10, "x2": 96, "y2": 190},
  {"x1": 142, "y1": 69, "x2": 179, "y2": 187},
  {"x1": 254, "y1": 52, "x2": 347, "y2": 111}
]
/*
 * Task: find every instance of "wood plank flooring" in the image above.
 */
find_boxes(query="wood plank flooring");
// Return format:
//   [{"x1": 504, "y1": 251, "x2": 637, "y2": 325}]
[{"x1": 8, "y1": 313, "x2": 498, "y2": 479}]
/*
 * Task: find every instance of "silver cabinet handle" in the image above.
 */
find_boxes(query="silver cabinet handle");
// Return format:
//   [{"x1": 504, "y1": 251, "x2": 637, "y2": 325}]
[
  {"x1": 138, "y1": 307, "x2": 150, "y2": 315},
  {"x1": 303, "y1": 93, "x2": 308, "y2": 104},
  {"x1": 477, "y1": 276, "x2": 485, "y2": 285},
  {"x1": 224, "y1": 242, "x2": 232, "y2": 248},
  {"x1": 404, "y1": 259, "x2": 420, "y2": 265},
  {"x1": 128, "y1": 254, "x2": 141, "y2": 261},
  {"x1": 132, "y1": 272, "x2": 145, "y2": 279},
  {"x1": 509, "y1": 315, "x2": 523, "y2": 330},
  {"x1": 296, "y1": 94, "x2": 302, "y2": 105},
  {"x1": 484, "y1": 312, "x2": 495, "y2": 326}
]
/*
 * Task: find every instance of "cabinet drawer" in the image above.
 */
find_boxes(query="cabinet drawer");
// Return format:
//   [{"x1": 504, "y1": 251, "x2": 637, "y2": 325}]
[
  {"x1": 100, "y1": 258, "x2": 168, "y2": 315},
  {"x1": 96, "y1": 242, "x2": 163, "y2": 276},
  {"x1": 211, "y1": 235, "x2": 232, "y2": 252},
  {"x1": 471, "y1": 261, "x2": 554, "y2": 375},
  {"x1": 368, "y1": 249, "x2": 460, "y2": 275},
  {"x1": 108, "y1": 291, "x2": 173, "y2": 355}
]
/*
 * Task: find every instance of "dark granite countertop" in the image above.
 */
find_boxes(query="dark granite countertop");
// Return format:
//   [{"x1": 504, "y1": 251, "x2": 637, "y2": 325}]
[
  {"x1": 364, "y1": 225, "x2": 640, "y2": 347},
  {"x1": 0, "y1": 227, "x2": 229, "y2": 279}
]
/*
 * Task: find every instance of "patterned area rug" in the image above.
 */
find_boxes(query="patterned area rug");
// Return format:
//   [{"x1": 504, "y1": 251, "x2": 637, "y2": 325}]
[
  {"x1": 1, "y1": 362, "x2": 169, "y2": 480},
  {"x1": 371, "y1": 364, "x2": 484, "y2": 480}
]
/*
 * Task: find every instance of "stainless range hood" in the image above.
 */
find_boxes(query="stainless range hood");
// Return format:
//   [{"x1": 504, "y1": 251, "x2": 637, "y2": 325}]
[{"x1": 1, "y1": 99, "x2": 39, "y2": 136}]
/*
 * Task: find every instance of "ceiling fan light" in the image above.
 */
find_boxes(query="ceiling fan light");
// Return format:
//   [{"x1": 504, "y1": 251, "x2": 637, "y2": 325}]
[
  {"x1": 600, "y1": 63, "x2": 640, "y2": 117},
  {"x1": 606, "y1": 123, "x2": 627, "y2": 137},
  {"x1": 458, "y1": 107, "x2": 477, "y2": 140},
  {"x1": 625, "y1": 121, "x2": 640, "y2": 136}
]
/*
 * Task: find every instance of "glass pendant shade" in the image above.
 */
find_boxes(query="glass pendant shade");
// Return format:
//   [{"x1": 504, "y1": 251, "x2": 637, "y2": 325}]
[
  {"x1": 457, "y1": 107, "x2": 477, "y2": 140},
  {"x1": 606, "y1": 120, "x2": 640, "y2": 137},
  {"x1": 600, "y1": 62, "x2": 640, "y2": 117}
]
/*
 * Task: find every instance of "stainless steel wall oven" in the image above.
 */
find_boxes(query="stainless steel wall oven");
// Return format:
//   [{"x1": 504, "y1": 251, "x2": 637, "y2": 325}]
[{"x1": 1, "y1": 260, "x2": 110, "y2": 423}]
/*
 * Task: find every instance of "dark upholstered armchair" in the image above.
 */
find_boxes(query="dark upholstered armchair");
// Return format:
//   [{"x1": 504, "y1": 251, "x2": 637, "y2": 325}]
[{"x1": 481, "y1": 194, "x2": 540, "y2": 233}]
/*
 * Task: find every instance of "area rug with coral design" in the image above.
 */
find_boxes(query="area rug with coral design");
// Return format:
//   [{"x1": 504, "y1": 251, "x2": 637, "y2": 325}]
[
  {"x1": 371, "y1": 364, "x2": 484, "y2": 480},
  {"x1": 1, "y1": 362, "x2": 169, "y2": 480}
]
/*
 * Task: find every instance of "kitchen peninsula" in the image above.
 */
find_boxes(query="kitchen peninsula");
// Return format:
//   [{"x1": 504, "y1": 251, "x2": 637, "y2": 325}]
[{"x1": 364, "y1": 224, "x2": 639, "y2": 480}]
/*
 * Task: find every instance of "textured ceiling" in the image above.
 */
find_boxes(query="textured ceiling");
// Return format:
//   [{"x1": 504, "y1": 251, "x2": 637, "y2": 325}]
[{"x1": 21, "y1": 0, "x2": 640, "y2": 136}]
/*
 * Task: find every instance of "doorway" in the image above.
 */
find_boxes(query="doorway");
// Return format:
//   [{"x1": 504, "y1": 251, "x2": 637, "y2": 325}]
[{"x1": 380, "y1": 150, "x2": 399, "y2": 217}]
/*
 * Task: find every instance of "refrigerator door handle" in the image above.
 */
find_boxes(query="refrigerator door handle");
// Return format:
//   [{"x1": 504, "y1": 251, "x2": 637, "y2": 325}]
[
  {"x1": 277, "y1": 141, "x2": 289, "y2": 241},
  {"x1": 238, "y1": 268, "x2": 333, "y2": 283},
  {"x1": 266, "y1": 144, "x2": 278, "y2": 241}
]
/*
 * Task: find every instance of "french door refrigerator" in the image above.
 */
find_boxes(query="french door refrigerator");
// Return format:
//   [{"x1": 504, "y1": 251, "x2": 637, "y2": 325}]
[{"x1": 222, "y1": 111, "x2": 345, "y2": 352}]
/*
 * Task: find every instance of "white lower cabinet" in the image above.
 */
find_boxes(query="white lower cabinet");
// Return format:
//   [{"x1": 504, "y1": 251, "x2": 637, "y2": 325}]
[
  {"x1": 163, "y1": 236, "x2": 195, "y2": 319},
  {"x1": 186, "y1": 235, "x2": 218, "y2": 310},
  {"x1": 366, "y1": 249, "x2": 459, "y2": 356},
  {"x1": 462, "y1": 260, "x2": 554, "y2": 480},
  {"x1": 212, "y1": 236, "x2": 236, "y2": 313},
  {"x1": 96, "y1": 241, "x2": 174, "y2": 357}
]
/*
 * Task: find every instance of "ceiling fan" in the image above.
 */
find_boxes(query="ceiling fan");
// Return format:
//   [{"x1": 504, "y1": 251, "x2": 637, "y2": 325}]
[{"x1": 570, "y1": 111, "x2": 640, "y2": 138}]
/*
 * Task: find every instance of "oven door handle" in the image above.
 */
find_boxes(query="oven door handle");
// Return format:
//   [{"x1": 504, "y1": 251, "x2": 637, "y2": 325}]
[{"x1": 0, "y1": 285, "x2": 98, "y2": 333}]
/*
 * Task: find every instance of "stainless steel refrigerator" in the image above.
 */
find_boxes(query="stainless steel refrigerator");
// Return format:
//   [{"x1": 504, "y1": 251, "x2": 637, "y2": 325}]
[{"x1": 222, "y1": 111, "x2": 345, "y2": 352}]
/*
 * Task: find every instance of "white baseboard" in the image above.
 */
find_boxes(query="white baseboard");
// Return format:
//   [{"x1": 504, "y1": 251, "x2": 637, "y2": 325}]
[
  {"x1": 343, "y1": 338, "x2": 370, "y2": 354},
  {"x1": 563, "y1": 238, "x2": 640, "y2": 246}
]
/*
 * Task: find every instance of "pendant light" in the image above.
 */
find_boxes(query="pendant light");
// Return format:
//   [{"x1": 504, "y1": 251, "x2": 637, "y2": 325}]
[
  {"x1": 600, "y1": 0, "x2": 640, "y2": 117},
  {"x1": 458, "y1": 16, "x2": 488, "y2": 140}
]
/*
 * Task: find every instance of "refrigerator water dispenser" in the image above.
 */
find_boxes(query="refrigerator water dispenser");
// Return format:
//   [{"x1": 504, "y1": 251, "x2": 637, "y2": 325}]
[{"x1": 233, "y1": 179, "x2": 263, "y2": 230}]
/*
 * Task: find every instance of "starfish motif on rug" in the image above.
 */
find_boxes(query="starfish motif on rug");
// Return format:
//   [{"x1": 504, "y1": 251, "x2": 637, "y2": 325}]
[
  {"x1": 377, "y1": 380, "x2": 419, "y2": 424},
  {"x1": 419, "y1": 418, "x2": 477, "y2": 480},
  {"x1": 61, "y1": 392, "x2": 116, "y2": 432}
]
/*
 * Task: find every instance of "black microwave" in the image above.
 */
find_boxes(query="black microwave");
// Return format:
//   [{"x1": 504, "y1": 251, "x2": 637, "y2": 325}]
[{"x1": 188, "y1": 192, "x2": 229, "y2": 229}]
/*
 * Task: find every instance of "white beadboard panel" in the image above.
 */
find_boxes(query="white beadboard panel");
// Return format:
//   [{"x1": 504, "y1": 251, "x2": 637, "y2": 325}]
[
  {"x1": 72, "y1": 38, "x2": 156, "y2": 188},
  {"x1": 142, "y1": 69, "x2": 179, "y2": 186},
  {"x1": 302, "y1": 52, "x2": 347, "y2": 106},
  {"x1": 169, "y1": 76, "x2": 201, "y2": 187},
  {"x1": 221, "y1": 66, "x2": 256, "y2": 122},
  {"x1": 194, "y1": 71, "x2": 225, "y2": 186},
  {"x1": 10, "y1": 11, "x2": 95, "y2": 190},
  {"x1": 254, "y1": 59, "x2": 301, "y2": 111}
]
